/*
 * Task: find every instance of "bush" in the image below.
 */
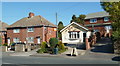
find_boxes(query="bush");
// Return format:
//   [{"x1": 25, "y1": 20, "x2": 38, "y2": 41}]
[
  {"x1": 37, "y1": 42, "x2": 48, "y2": 53},
  {"x1": 49, "y1": 38, "x2": 58, "y2": 49},
  {"x1": 58, "y1": 41, "x2": 65, "y2": 50},
  {"x1": 2, "y1": 43, "x2": 8, "y2": 46},
  {"x1": 114, "y1": 39, "x2": 120, "y2": 54},
  {"x1": 57, "y1": 41, "x2": 67, "y2": 54}
]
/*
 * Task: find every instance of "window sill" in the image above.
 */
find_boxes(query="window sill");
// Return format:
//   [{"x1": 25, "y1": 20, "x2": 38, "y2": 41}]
[
  {"x1": 104, "y1": 21, "x2": 109, "y2": 22},
  {"x1": 27, "y1": 31, "x2": 34, "y2": 32},
  {"x1": 13, "y1": 32, "x2": 19, "y2": 33},
  {"x1": 69, "y1": 38, "x2": 79, "y2": 40},
  {"x1": 90, "y1": 22, "x2": 97, "y2": 23}
]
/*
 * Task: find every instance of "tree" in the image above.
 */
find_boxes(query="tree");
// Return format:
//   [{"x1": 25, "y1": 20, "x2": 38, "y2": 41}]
[
  {"x1": 70, "y1": 14, "x2": 86, "y2": 25},
  {"x1": 100, "y1": 1, "x2": 120, "y2": 54},
  {"x1": 78, "y1": 14, "x2": 86, "y2": 25},
  {"x1": 49, "y1": 38, "x2": 58, "y2": 49},
  {"x1": 58, "y1": 21, "x2": 64, "y2": 40},
  {"x1": 70, "y1": 15, "x2": 77, "y2": 23}
]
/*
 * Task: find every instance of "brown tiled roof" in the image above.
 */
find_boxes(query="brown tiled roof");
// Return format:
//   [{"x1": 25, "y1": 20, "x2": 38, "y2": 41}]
[
  {"x1": 85, "y1": 11, "x2": 110, "y2": 19},
  {"x1": 0, "y1": 21, "x2": 9, "y2": 31},
  {"x1": 9, "y1": 15, "x2": 56, "y2": 28}
]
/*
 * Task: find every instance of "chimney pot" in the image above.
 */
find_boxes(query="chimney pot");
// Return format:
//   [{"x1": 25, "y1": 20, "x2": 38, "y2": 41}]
[{"x1": 29, "y1": 12, "x2": 34, "y2": 18}]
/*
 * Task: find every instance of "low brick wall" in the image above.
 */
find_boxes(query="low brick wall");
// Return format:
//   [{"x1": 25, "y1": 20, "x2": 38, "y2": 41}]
[
  {"x1": 2, "y1": 46, "x2": 7, "y2": 52},
  {"x1": 15, "y1": 44, "x2": 25, "y2": 52},
  {"x1": 27, "y1": 44, "x2": 31, "y2": 52}
]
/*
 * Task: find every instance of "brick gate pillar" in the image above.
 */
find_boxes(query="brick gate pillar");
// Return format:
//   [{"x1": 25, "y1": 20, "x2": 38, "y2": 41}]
[{"x1": 85, "y1": 37, "x2": 90, "y2": 50}]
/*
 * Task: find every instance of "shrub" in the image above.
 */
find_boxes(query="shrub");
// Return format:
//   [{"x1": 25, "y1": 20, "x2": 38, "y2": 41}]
[
  {"x1": 37, "y1": 42, "x2": 48, "y2": 53},
  {"x1": 57, "y1": 41, "x2": 67, "y2": 54},
  {"x1": 49, "y1": 38, "x2": 58, "y2": 49},
  {"x1": 2, "y1": 43, "x2": 8, "y2": 46},
  {"x1": 58, "y1": 41, "x2": 65, "y2": 50}
]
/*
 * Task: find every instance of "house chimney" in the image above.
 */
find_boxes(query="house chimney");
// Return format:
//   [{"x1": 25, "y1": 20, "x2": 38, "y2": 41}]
[{"x1": 29, "y1": 12, "x2": 34, "y2": 18}]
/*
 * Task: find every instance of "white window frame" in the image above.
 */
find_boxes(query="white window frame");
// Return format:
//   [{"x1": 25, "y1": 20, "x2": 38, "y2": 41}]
[
  {"x1": 90, "y1": 19, "x2": 97, "y2": 23},
  {"x1": 104, "y1": 17, "x2": 109, "y2": 22},
  {"x1": 13, "y1": 38, "x2": 19, "y2": 43},
  {"x1": 37, "y1": 38, "x2": 41, "y2": 44},
  {"x1": 69, "y1": 32, "x2": 80, "y2": 39},
  {"x1": 27, "y1": 28, "x2": 34, "y2": 32},
  {"x1": 13, "y1": 29, "x2": 20, "y2": 33},
  {"x1": 105, "y1": 25, "x2": 112, "y2": 33},
  {"x1": 26, "y1": 37, "x2": 34, "y2": 43}
]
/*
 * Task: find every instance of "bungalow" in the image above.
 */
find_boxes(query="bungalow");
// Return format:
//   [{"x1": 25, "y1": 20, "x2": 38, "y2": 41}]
[
  {"x1": 7, "y1": 12, "x2": 57, "y2": 45},
  {"x1": 0, "y1": 21, "x2": 9, "y2": 45},
  {"x1": 60, "y1": 11, "x2": 112, "y2": 49},
  {"x1": 60, "y1": 22, "x2": 91, "y2": 44}
]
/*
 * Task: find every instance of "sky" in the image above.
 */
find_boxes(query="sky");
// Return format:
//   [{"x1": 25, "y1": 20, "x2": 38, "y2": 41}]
[{"x1": 2, "y1": 2, "x2": 104, "y2": 26}]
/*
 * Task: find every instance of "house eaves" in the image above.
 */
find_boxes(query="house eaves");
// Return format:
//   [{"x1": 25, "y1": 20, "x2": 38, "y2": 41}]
[
  {"x1": 60, "y1": 22, "x2": 89, "y2": 32},
  {"x1": 85, "y1": 23, "x2": 111, "y2": 27}
]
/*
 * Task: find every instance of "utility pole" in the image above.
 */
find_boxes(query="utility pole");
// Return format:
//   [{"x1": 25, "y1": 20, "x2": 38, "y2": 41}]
[{"x1": 56, "y1": 13, "x2": 58, "y2": 39}]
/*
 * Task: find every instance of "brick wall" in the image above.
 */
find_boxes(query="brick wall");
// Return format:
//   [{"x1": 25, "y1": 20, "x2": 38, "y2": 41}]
[
  {"x1": 84, "y1": 17, "x2": 112, "y2": 37},
  {"x1": 84, "y1": 17, "x2": 111, "y2": 25},
  {"x1": 44, "y1": 27, "x2": 56, "y2": 42},
  {"x1": 7, "y1": 26, "x2": 56, "y2": 44}
]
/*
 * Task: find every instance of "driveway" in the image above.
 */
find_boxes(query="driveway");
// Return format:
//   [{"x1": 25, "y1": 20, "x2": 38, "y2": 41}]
[{"x1": 91, "y1": 37, "x2": 114, "y2": 54}]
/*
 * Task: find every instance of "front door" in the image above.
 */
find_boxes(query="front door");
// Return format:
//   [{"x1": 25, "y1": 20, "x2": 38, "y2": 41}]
[
  {"x1": 83, "y1": 33, "x2": 86, "y2": 42},
  {"x1": 37, "y1": 38, "x2": 40, "y2": 44},
  {"x1": 7, "y1": 38, "x2": 10, "y2": 46}
]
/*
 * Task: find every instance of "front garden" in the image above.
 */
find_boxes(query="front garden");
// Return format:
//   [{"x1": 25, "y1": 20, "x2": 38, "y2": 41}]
[{"x1": 37, "y1": 38, "x2": 68, "y2": 54}]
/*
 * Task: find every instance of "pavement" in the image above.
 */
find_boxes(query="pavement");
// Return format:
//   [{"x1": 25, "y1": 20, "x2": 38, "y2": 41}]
[
  {"x1": 2, "y1": 37, "x2": 115, "y2": 58},
  {"x1": 30, "y1": 47, "x2": 86, "y2": 57},
  {"x1": 2, "y1": 48, "x2": 39, "y2": 56}
]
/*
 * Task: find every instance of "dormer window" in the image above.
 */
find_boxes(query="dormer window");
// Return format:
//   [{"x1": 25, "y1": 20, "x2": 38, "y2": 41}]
[
  {"x1": 90, "y1": 19, "x2": 97, "y2": 23},
  {"x1": 104, "y1": 17, "x2": 109, "y2": 22}
]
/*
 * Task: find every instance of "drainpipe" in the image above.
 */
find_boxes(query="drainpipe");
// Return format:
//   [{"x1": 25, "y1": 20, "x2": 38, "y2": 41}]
[{"x1": 43, "y1": 25, "x2": 44, "y2": 42}]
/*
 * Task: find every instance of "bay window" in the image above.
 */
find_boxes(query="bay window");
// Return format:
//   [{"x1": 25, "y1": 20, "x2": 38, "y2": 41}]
[{"x1": 69, "y1": 31, "x2": 80, "y2": 39}]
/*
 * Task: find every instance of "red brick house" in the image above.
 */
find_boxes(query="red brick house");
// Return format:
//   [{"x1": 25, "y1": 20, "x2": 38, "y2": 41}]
[
  {"x1": 7, "y1": 12, "x2": 57, "y2": 45},
  {"x1": 0, "y1": 21, "x2": 9, "y2": 45},
  {"x1": 84, "y1": 11, "x2": 112, "y2": 37}
]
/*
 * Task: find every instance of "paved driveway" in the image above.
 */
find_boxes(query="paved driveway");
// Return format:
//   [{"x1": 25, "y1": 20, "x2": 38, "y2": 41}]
[{"x1": 91, "y1": 37, "x2": 114, "y2": 54}]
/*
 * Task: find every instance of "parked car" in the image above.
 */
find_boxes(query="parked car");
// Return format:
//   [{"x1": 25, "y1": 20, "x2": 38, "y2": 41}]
[{"x1": 10, "y1": 42, "x2": 26, "y2": 51}]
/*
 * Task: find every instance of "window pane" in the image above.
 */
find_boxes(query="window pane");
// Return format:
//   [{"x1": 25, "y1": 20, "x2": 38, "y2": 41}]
[
  {"x1": 77, "y1": 32, "x2": 80, "y2": 38},
  {"x1": 69, "y1": 32, "x2": 71, "y2": 38},
  {"x1": 90, "y1": 19, "x2": 97, "y2": 23},
  {"x1": 27, "y1": 37, "x2": 34, "y2": 43},
  {"x1": 69, "y1": 32, "x2": 80, "y2": 39},
  {"x1": 104, "y1": 17, "x2": 109, "y2": 21},
  {"x1": 13, "y1": 29, "x2": 20, "y2": 33},
  {"x1": 28, "y1": 28, "x2": 34, "y2": 32},
  {"x1": 13, "y1": 38, "x2": 19, "y2": 43}
]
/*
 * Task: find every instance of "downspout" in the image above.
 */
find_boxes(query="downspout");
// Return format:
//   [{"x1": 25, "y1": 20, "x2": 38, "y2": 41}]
[{"x1": 43, "y1": 25, "x2": 44, "y2": 42}]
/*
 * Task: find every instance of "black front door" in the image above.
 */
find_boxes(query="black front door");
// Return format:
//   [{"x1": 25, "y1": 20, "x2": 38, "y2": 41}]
[{"x1": 83, "y1": 33, "x2": 86, "y2": 42}]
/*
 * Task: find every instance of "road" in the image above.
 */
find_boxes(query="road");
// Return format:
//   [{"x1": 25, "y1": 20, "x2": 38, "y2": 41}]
[{"x1": 2, "y1": 51, "x2": 118, "y2": 64}]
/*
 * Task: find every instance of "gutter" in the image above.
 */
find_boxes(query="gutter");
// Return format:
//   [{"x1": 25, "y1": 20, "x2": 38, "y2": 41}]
[{"x1": 85, "y1": 23, "x2": 111, "y2": 27}]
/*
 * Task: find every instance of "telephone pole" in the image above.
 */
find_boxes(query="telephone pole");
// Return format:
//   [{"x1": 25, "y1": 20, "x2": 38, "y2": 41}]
[{"x1": 56, "y1": 13, "x2": 58, "y2": 39}]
